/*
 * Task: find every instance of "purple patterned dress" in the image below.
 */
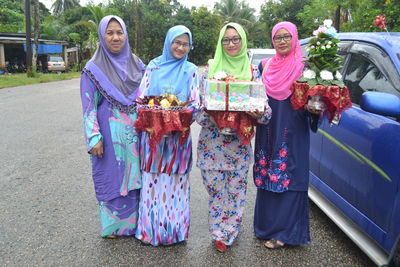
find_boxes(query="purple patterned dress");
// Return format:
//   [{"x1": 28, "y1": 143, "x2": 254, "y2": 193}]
[{"x1": 80, "y1": 62, "x2": 144, "y2": 237}]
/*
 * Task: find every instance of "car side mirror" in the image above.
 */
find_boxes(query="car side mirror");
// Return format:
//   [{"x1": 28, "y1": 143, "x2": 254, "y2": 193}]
[{"x1": 360, "y1": 92, "x2": 400, "y2": 118}]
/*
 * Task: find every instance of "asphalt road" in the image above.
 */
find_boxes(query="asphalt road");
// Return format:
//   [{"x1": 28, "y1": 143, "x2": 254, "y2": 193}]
[{"x1": 0, "y1": 79, "x2": 374, "y2": 266}]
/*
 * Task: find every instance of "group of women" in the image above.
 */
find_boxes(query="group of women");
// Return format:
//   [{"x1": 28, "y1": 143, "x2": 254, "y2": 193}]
[{"x1": 80, "y1": 15, "x2": 321, "y2": 252}]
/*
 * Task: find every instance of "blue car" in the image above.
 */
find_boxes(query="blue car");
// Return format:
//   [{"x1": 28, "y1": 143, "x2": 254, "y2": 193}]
[{"x1": 300, "y1": 32, "x2": 400, "y2": 266}]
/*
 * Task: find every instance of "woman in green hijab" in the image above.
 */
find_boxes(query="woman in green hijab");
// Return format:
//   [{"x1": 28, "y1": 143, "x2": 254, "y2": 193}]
[{"x1": 196, "y1": 22, "x2": 272, "y2": 252}]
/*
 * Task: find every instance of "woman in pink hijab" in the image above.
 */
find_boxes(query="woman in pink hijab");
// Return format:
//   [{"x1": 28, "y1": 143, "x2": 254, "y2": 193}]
[{"x1": 252, "y1": 22, "x2": 321, "y2": 249}]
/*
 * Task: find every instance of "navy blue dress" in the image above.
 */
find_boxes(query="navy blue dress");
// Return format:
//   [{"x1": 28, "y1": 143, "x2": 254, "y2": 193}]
[{"x1": 253, "y1": 63, "x2": 319, "y2": 245}]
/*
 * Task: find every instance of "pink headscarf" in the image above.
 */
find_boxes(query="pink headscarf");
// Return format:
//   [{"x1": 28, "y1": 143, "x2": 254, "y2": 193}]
[{"x1": 262, "y1": 21, "x2": 304, "y2": 100}]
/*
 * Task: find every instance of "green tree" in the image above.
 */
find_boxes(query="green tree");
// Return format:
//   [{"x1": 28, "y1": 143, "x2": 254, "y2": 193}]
[
  {"x1": 297, "y1": 0, "x2": 399, "y2": 34},
  {"x1": 171, "y1": 6, "x2": 193, "y2": 30},
  {"x1": 190, "y1": 6, "x2": 223, "y2": 65},
  {"x1": 107, "y1": 0, "x2": 142, "y2": 54},
  {"x1": 40, "y1": 15, "x2": 72, "y2": 40},
  {"x1": 260, "y1": 0, "x2": 310, "y2": 45},
  {"x1": 247, "y1": 21, "x2": 270, "y2": 48},
  {"x1": 297, "y1": 0, "x2": 356, "y2": 34},
  {"x1": 139, "y1": 0, "x2": 178, "y2": 63},
  {"x1": 51, "y1": 0, "x2": 80, "y2": 16},
  {"x1": 214, "y1": 0, "x2": 255, "y2": 27},
  {"x1": 0, "y1": 8, "x2": 24, "y2": 32},
  {"x1": 340, "y1": 0, "x2": 400, "y2": 32},
  {"x1": 77, "y1": 5, "x2": 108, "y2": 56}
]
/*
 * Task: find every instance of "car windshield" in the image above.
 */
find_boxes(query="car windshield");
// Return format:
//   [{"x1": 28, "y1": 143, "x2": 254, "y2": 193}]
[{"x1": 49, "y1": 56, "x2": 63, "y2": 62}]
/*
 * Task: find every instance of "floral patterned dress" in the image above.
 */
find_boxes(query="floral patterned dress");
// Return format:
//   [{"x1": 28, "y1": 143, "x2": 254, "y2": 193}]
[
  {"x1": 197, "y1": 67, "x2": 272, "y2": 246},
  {"x1": 135, "y1": 68, "x2": 200, "y2": 246},
  {"x1": 253, "y1": 95, "x2": 319, "y2": 245}
]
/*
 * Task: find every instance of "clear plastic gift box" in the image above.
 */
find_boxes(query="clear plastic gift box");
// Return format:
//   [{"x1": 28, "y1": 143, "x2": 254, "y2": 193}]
[{"x1": 204, "y1": 79, "x2": 266, "y2": 112}]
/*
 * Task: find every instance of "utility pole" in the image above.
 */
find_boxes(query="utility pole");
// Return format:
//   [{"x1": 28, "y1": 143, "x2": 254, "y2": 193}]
[{"x1": 25, "y1": 0, "x2": 33, "y2": 77}]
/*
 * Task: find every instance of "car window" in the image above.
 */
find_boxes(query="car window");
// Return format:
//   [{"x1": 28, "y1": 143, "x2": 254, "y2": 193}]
[
  {"x1": 49, "y1": 56, "x2": 63, "y2": 62},
  {"x1": 343, "y1": 43, "x2": 400, "y2": 105}
]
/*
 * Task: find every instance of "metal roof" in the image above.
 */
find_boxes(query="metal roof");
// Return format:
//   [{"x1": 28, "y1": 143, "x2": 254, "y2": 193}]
[{"x1": 0, "y1": 35, "x2": 68, "y2": 45}]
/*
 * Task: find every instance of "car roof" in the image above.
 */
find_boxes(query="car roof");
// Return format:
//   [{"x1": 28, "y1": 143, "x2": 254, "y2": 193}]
[{"x1": 300, "y1": 32, "x2": 400, "y2": 71}]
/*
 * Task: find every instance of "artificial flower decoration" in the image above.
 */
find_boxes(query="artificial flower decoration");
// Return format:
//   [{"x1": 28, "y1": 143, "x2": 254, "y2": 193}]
[
  {"x1": 213, "y1": 70, "x2": 228, "y2": 80},
  {"x1": 374, "y1": 14, "x2": 387, "y2": 30},
  {"x1": 291, "y1": 19, "x2": 352, "y2": 124}
]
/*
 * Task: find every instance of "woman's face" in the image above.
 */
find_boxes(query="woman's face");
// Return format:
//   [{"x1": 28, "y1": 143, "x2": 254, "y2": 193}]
[
  {"x1": 273, "y1": 28, "x2": 293, "y2": 56},
  {"x1": 170, "y1": 34, "x2": 190, "y2": 59},
  {"x1": 222, "y1": 28, "x2": 242, "y2": 57},
  {"x1": 104, "y1": 20, "x2": 125, "y2": 54}
]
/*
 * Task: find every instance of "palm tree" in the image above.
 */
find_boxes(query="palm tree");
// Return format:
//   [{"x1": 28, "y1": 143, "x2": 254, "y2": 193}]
[
  {"x1": 77, "y1": 5, "x2": 106, "y2": 56},
  {"x1": 51, "y1": 0, "x2": 80, "y2": 16},
  {"x1": 214, "y1": 0, "x2": 255, "y2": 26}
]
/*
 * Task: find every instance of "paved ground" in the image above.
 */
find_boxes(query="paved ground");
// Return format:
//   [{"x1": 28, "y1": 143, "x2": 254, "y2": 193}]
[{"x1": 0, "y1": 79, "x2": 374, "y2": 266}]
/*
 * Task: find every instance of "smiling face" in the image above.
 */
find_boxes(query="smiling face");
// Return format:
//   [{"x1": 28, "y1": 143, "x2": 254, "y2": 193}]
[
  {"x1": 104, "y1": 20, "x2": 125, "y2": 54},
  {"x1": 170, "y1": 34, "x2": 190, "y2": 59},
  {"x1": 273, "y1": 28, "x2": 293, "y2": 56},
  {"x1": 222, "y1": 28, "x2": 242, "y2": 57}
]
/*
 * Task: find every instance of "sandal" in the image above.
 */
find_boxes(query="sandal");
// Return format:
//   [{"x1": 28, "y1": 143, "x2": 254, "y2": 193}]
[
  {"x1": 264, "y1": 238, "x2": 285, "y2": 249},
  {"x1": 104, "y1": 235, "x2": 117, "y2": 239},
  {"x1": 214, "y1": 240, "x2": 228, "y2": 252}
]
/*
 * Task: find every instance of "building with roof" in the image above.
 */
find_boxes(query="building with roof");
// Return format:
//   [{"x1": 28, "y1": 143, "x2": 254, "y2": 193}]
[{"x1": 0, "y1": 32, "x2": 69, "y2": 71}]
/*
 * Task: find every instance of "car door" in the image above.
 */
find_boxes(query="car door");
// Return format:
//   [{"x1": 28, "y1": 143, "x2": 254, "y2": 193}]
[
  {"x1": 307, "y1": 42, "x2": 351, "y2": 182},
  {"x1": 315, "y1": 40, "x2": 400, "y2": 250}
]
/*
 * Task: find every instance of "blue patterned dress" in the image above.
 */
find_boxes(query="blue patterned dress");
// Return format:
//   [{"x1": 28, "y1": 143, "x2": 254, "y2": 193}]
[{"x1": 135, "y1": 68, "x2": 200, "y2": 246}]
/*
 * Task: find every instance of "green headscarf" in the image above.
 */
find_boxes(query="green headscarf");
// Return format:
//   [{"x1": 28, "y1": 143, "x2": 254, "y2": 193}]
[{"x1": 208, "y1": 22, "x2": 252, "y2": 81}]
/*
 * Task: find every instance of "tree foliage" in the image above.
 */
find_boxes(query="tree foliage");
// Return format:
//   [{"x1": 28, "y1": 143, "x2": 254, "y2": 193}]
[
  {"x1": 1, "y1": 0, "x2": 399, "y2": 69},
  {"x1": 260, "y1": 0, "x2": 310, "y2": 46},
  {"x1": 0, "y1": 7, "x2": 24, "y2": 32},
  {"x1": 51, "y1": 0, "x2": 80, "y2": 16},
  {"x1": 214, "y1": 0, "x2": 255, "y2": 27},
  {"x1": 190, "y1": 7, "x2": 223, "y2": 65}
]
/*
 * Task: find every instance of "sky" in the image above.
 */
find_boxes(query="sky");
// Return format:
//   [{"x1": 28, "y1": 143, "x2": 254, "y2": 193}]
[{"x1": 41, "y1": 0, "x2": 264, "y2": 15}]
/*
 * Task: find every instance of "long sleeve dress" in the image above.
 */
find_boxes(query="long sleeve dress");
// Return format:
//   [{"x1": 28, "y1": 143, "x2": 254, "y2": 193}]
[
  {"x1": 80, "y1": 61, "x2": 145, "y2": 237},
  {"x1": 253, "y1": 62, "x2": 319, "y2": 245},
  {"x1": 197, "y1": 66, "x2": 272, "y2": 246},
  {"x1": 135, "y1": 68, "x2": 200, "y2": 246}
]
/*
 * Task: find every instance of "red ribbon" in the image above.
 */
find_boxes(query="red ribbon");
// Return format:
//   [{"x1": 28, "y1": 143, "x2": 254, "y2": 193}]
[
  {"x1": 206, "y1": 110, "x2": 257, "y2": 145},
  {"x1": 134, "y1": 108, "x2": 193, "y2": 151},
  {"x1": 290, "y1": 82, "x2": 352, "y2": 123}
]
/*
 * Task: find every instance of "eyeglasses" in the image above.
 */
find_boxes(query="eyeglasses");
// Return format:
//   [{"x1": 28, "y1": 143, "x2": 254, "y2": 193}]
[
  {"x1": 221, "y1": 37, "x2": 241, "y2": 45},
  {"x1": 273, "y1": 34, "x2": 292, "y2": 42},
  {"x1": 172, "y1": 40, "x2": 191, "y2": 49}
]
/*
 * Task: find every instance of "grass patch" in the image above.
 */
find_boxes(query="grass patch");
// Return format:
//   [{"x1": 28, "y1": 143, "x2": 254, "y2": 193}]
[{"x1": 0, "y1": 72, "x2": 82, "y2": 89}]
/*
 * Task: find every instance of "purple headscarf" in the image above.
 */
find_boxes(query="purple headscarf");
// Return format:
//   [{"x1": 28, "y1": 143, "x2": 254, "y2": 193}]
[
  {"x1": 84, "y1": 15, "x2": 143, "y2": 108},
  {"x1": 262, "y1": 21, "x2": 304, "y2": 100}
]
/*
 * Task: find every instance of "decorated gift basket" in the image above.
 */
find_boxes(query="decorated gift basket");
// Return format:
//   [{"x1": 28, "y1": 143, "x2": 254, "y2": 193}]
[
  {"x1": 290, "y1": 19, "x2": 352, "y2": 124},
  {"x1": 204, "y1": 69, "x2": 266, "y2": 144},
  {"x1": 205, "y1": 69, "x2": 266, "y2": 112},
  {"x1": 134, "y1": 93, "x2": 194, "y2": 150}
]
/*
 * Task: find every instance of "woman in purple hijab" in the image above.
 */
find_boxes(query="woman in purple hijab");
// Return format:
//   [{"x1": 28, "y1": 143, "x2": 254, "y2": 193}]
[{"x1": 80, "y1": 15, "x2": 145, "y2": 238}]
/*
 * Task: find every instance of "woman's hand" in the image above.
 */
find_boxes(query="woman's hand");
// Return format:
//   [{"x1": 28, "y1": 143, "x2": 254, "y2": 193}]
[
  {"x1": 304, "y1": 104, "x2": 322, "y2": 115},
  {"x1": 246, "y1": 109, "x2": 264, "y2": 120},
  {"x1": 208, "y1": 114, "x2": 216, "y2": 125},
  {"x1": 90, "y1": 141, "x2": 103, "y2": 158}
]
